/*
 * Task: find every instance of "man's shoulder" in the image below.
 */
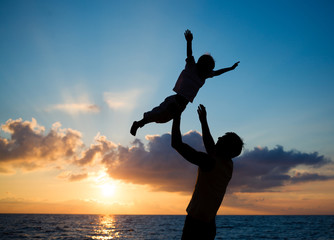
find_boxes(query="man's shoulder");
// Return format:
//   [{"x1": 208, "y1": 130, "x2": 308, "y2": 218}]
[{"x1": 186, "y1": 56, "x2": 195, "y2": 64}]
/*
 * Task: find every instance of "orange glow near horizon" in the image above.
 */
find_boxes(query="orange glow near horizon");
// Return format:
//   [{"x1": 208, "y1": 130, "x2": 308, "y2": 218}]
[{"x1": 1, "y1": 166, "x2": 334, "y2": 215}]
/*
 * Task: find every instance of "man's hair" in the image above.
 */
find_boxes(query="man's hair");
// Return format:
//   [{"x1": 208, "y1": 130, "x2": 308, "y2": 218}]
[
  {"x1": 217, "y1": 132, "x2": 244, "y2": 158},
  {"x1": 197, "y1": 54, "x2": 215, "y2": 71}
]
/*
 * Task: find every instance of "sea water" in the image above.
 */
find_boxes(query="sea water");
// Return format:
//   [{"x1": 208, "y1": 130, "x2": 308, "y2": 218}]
[{"x1": 0, "y1": 214, "x2": 333, "y2": 239}]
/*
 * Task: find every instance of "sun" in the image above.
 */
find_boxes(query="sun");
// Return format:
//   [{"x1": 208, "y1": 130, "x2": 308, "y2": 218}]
[
  {"x1": 100, "y1": 183, "x2": 116, "y2": 197},
  {"x1": 94, "y1": 171, "x2": 117, "y2": 198}
]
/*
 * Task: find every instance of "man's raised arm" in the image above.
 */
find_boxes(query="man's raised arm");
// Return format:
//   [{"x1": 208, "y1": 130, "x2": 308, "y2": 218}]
[
  {"x1": 197, "y1": 104, "x2": 216, "y2": 156},
  {"x1": 172, "y1": 114, "x2": 206, "y2": 167},
  {"x1": 171, "y1": 114, "x2": 184, "y2": 151}
]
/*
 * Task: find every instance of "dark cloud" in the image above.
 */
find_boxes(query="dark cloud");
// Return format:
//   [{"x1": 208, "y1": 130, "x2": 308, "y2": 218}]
[
  {"x1": 99, "y1": 133, "x2": 333, "y2": 194},
  {"x1": 229, "y1": 146, "x2": 334, "y2": 192},
  {"x1": 290, "y1": 172, "x2": 332, "y2": 184},
  {"x1": 101, "y1": 132, "x2": 202, "y2": 192}
]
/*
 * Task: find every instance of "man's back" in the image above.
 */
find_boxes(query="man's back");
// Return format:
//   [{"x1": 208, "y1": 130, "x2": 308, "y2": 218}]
[{"x1": 186, "y1": 156, "x2": 233, "y2": 222}]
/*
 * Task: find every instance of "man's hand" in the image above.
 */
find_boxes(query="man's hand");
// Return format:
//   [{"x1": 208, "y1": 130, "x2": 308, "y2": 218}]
[
  {"x1": 197, "y1": 104, "x2": 207, "y2": 124},
  {"x1": 231, "y1": 61, "x2": 240, "y2": 70},
  {"x1": 184, "y1": 29, "x2": 193, "y2": 42}
]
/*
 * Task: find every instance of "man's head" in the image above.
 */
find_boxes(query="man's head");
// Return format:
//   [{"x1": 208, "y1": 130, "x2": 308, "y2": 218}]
[
  {"x1": 197, "y1": 54, "x2": 215, "y2": 76},
  {"x1": 216, "y1": 132, "x2": 244, "y2": 158}
]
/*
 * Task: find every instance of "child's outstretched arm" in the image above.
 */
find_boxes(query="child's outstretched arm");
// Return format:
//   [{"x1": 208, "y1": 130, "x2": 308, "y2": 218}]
[
  {"x1": 212, "y1": 61, "x2": 240, "y2": 77},
  {"x1": 184, "y1": 29, "x2": 193, "y2": 57}
]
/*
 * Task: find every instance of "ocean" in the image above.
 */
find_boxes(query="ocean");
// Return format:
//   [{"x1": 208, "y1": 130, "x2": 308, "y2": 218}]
[{"x1": 0, "y1": 214, "x2": 333, "y2": 239}]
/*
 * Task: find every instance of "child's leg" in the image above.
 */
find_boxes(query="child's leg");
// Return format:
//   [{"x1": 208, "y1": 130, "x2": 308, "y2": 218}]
[
  {"x1": 130, "y1": 119, "x2": 146, "y2": 136},
  {"x1": 130, "y1": 95, "x2": 186, "y2": 136},
  {"x1": 130, "y1": 98, "x2": 172, "y2": 136}
]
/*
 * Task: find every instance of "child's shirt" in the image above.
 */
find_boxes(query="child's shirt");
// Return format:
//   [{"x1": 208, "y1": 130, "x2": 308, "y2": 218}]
[{"x1": 173, "y1": 56, "x2": 213, "y2": 103}]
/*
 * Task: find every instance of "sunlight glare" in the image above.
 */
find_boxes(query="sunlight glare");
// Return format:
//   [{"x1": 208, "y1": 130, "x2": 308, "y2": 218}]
[
  {"x1": 94, "y1": 171, "x2": 117, "y2": 198},
  {"x1": 100, "y1": 183, "x2": 116, "y2": 197}
]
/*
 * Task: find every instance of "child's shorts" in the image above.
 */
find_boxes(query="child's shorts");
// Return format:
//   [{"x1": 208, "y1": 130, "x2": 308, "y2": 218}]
[{"x1": 144, "y1": 94, "x2": 188, "y2": 123}]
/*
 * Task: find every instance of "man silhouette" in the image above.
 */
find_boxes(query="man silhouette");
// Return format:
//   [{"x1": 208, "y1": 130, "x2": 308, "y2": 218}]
[{"x1": 171, "y1": 104, "x2": 243, "y2": 240}]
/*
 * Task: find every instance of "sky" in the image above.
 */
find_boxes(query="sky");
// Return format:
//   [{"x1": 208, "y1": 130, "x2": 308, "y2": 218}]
[{"x1": 1, "y1": 0, "x2": 334, "y2": 215}]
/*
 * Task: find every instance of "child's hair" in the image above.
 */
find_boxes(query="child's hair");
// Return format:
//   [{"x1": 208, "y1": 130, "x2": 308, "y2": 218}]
[
  {"x1": 216, "y1": 132, "x2": 244, "y2": 158},
  {"x1": 197, "y1": 54, "x2": 215, "y2": 71}
]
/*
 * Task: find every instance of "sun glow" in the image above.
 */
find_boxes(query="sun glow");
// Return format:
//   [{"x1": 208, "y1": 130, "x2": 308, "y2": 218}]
[
  {"x1": 94, "y1": 171, "x2": 117, "y2": 198},
  {"x1": 100, "y1": 183, "x2": 116, "y2": 197}
]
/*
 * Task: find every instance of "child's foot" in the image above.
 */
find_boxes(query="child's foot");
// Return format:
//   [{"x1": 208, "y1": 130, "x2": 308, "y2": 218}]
[{"x1": 130, "y1": 121, "x2": 140, "y2": 136}]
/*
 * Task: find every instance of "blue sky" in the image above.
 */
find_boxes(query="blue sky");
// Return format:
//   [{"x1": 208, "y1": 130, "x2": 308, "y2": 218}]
[{"x1": 1, "y1": 0, "x2": 334, "y2": 163}]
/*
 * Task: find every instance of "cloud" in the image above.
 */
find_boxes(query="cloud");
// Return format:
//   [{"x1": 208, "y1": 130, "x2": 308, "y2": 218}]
[
  {"x1": 229, "y1": 146, "x2": 334, "y2": 192},
  {"x1": 0, "y1": 118, "x2": 83, "y2": 172},
  {"x1": 47, "y1": 103, "x2": 100, "y2": 114},
  {"x1": 75, "y1": 134, "x2": 117, "y2": 166},
  {"x1": 104, "y1": 89, "x2": 143, "y2": 111},
  {"x1": 57, "y1": 171, "x2": 89, "y2": 182},
  {"x1": 91, "y1": 132, "x2": 332, "y2": 193},
  {"x1": 68, "y1": 173, "x2": 89, "y2": 182},
  {"x1": 1, "y1": 117, "x2": 333, "y2": 194},
  {"x1": 101, "y1": 132, "x2": 202, "y2": 192}
]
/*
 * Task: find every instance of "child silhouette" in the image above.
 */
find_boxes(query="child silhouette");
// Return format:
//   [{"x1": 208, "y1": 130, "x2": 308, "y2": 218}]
[{"x1": 130, "y1": 29, "x2": 239, "y2": 136}]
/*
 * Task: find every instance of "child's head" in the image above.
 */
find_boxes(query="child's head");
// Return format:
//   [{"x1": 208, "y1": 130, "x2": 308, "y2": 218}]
[
  {"x1": 197, "y1": 54, "x2": 215, "y2": 76},
  {"x1": 216, "y1": 132, "x2": 244, "y2": 159}
]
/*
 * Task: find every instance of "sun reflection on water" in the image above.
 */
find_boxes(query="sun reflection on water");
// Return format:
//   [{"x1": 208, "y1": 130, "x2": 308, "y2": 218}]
[{"x1": 91, "y1": 215, "x2": 119, "y2": 239}]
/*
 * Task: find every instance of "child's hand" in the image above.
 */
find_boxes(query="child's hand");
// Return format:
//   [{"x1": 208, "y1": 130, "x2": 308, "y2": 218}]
[
  {"x1": 184, "y1": 29, "x2": 193, "y2": 42},
  {"x1": 231, "y1": 61, "x2": 240, "y2": 70},
  {"x1": 197, "y1": 104, "x2": 207, "y2": 123}
]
